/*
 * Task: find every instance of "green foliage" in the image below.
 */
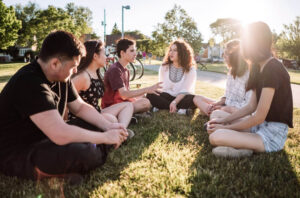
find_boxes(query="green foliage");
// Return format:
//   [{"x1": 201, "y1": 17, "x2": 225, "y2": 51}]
[
  {"x1": 210, "y1": 18, "x2": 242, "y2": 43},
  {"x1": 14, "y1": 2, "x2": 39, "y2": 47},
  {"x1": 65, "y1": 3, "x2": 93, "y2": 35},
  {"x1": 136, "y1": 39, "x2": 151, "y2": 52},
  {"x1": 14, "y1": 2, "x2": 93, "y2": 50},
  {"x1": 0, "y1": 1, "x2": 21, "y2": 49},
  {"x1": 277, "y1": 16, "x2": 300, "y2": 61},
  {"x1": 111, "y1": 23, "x2": 121, "y2": 35},
  {"x1": 30, "y1": 6, "x2": 77, "y2": 50},
  {"x1": 151, "y1": 4, "x2": 203, "y2": 56}
]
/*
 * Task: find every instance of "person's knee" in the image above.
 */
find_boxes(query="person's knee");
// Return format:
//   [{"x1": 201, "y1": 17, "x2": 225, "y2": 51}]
[
  {"x1": 210, "y1": 110, "x2": 223, "y2": 120},
  {"x1": 193, "y1": 95, "x2": 200, "y2": 103},
  {"x1": 135, "y1": 98, "x2": 151, "y2": 112},
  {"x1": 72, "y1": 144, "x2": 106, "y2": 169},
  {"x1": 209, "y1": 129, "x2": 226, "y2": 146}
]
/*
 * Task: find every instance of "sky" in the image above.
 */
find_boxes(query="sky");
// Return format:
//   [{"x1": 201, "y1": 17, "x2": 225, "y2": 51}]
[{"x1": 3, "y1": 0, "x2": 300, "y2": 42}]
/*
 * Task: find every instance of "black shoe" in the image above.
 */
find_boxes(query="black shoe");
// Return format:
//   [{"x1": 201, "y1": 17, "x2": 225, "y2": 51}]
[{"x1": 130, "y1": 116, "x2": 138, "y2": 125}]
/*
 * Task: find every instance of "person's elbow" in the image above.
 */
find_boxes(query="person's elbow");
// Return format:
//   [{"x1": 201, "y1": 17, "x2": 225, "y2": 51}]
[
  {"x1": 119, "y1": 90, "x2": 129, "y2": 100},
  {"x1": 253, "y1": 112, "x2": 266, "y2": 125}
]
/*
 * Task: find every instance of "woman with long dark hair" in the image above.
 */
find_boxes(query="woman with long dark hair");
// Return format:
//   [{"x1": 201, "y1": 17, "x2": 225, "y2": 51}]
[
  {"x1": 68, "y1": 40, "x2": 134, "y2": 137},
  {"x1": 146, "y1": 39, "x2": 197, "y2": 114},
  {"x1": 207, "y1": 22, "x2": 293, "y2": 158}
]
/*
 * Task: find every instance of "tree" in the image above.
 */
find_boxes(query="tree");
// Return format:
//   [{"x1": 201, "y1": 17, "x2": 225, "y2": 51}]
[
  {"x1": 65, "y1": 3, "x2": 93, "y2": 35},
  {"x1": 151, "y1": 4, "x2": 203, "y2": 56},
  {"x1": 277, "y1": 16, "x2": 300, "y2": 61},
  {"x1": 210, "y1": 18, "x2": 242, "y2": 43},
  {"x1": 0, "y1": 1, "x2": 21, "y2": 49},
  {"x1": 29, "y1": 6, "x2": 76, "y2": 50},
  {"x1": 111, "y1": 23, "x2": 121, "y2": 34},
  {"x1": 14, "y1": 2, "x2": 40, "y2": 47}
]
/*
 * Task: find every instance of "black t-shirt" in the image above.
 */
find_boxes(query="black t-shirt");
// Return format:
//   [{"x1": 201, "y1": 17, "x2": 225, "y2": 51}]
[
  {"x1": 255, "y1": 58, "x2": 293, "y2": 128},
  {"x1": 0, "y1": 60, "x2": 78, "y2": 159}
]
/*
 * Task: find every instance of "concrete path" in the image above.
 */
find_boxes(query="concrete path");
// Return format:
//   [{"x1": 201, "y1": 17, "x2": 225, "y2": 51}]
[{"x1": 144, "y1": 65, "x2": 300, "y2": 108}]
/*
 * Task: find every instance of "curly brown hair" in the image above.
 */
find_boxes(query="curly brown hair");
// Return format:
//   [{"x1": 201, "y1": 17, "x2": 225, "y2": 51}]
[{"x1": 162, "y1": 39, "x2": 195, "y2": 72}]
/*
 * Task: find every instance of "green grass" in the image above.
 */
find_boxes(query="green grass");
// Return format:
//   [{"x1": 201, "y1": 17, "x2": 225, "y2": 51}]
[
  {"x1": 199, "y1": 63, "x2": 300, "y2": 85},
  {"x1": 0, "y1": 64, "x2": 299, "y2": 197}
]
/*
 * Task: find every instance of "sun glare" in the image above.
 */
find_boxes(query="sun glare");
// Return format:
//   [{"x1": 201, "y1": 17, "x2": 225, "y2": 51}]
[{"x1": 225, "y1": 0, "x2": 268, "y2": 27}]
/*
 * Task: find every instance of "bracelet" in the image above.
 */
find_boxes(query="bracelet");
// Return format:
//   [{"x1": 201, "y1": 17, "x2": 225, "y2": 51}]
[{"x1": 171, "y1": 100, "x2": 177, "y2": 105}]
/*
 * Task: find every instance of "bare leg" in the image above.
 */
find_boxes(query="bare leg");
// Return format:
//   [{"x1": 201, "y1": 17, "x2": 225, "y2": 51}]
[
  {"x1": 209, "y1": 110, "x2": 251, "y2": 132},
  {"x1": 101, "y1": 102, "x2": 134, "y2": 128},
  {"x1": 210, "y1": 109, "x2": 231, "y2": 120},
  {"x1": 193, "y1": 95, "x2": 214, "y2": 115},
  {"x1": 102, "y1": 113, "x2": 118, "y2": 123},
  {"x1": 209, "y1": 129, "x2": 265, "y2": 152},
  {"x1": 132, "y1": 98, "x2": 151, "y2": 113}
]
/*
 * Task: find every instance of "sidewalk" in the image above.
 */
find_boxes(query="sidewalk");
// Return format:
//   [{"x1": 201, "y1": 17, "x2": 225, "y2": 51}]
[{"x1": 144, "y1": 65, "x2": 300, "y2": 108}]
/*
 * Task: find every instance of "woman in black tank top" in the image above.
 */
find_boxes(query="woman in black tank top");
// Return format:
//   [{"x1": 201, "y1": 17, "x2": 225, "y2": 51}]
[{"x1": 68, "y1": 40, "x2": 134, "y2": 132}]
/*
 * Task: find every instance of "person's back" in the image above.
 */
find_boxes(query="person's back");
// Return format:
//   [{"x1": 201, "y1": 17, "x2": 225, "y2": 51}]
[{"x1": 0, "y1": 62, "x2": 50, "y2": 159}]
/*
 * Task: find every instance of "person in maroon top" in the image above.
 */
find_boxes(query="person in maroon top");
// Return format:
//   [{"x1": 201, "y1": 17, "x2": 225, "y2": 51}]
[
  {"x1": 207, "y1": 22, "x2": 293, "y2": 158},
  {"x1": 101, "y1": 39, "x2": 162, "y2": 113}
]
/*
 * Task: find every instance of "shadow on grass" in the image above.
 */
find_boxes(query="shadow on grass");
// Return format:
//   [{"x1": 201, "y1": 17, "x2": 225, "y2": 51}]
[
  {"x1": 187, "y1": 112, "x2": 300, "y2": 197},
  {"x1": 62, "y1": 116, "x2": 162, "y2": 197},
  {"x1": 0, "y1": 116, "x2": 162, "y2": 197},
  {"x1": 188, "y1": 150, "x2": 300, "y2": 197}
]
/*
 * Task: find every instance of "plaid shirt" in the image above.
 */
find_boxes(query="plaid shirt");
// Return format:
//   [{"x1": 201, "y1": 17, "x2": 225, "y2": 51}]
[{"x1": 225, "y1": 70, "x2": 252, "y2": 108}]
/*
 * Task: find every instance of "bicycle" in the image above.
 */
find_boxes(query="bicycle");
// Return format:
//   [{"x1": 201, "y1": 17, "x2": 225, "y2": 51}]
[{"x1": 100, "y1": 51, "x2": 144, "y2": 81}]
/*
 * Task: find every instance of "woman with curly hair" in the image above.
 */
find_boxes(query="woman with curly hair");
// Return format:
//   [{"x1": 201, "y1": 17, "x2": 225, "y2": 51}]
[{"x1": 146, "y1": 39, "x2": 197, "y2": 114}]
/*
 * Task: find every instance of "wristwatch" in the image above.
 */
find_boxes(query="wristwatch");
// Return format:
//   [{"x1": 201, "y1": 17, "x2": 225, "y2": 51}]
[{"x1": 171, "y1": 100, "x2": 177, "y2": 105}]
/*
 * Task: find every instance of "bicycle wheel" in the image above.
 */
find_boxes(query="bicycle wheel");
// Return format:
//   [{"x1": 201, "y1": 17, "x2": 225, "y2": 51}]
[
  {"x1": 127, "y1": 63, "x2": 136, "y2": 81},
  {"x1": 132, "y1": 58, "x2": 144, "y2": 79}
]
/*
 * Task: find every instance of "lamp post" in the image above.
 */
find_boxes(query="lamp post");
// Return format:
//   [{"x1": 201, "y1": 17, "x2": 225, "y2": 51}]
[
  {"x1": 122, "y1": 5, "x2": 130, "y2": 39},
  {"x1": 101, "y1": 9, "x2": 106, "y2": 43}
]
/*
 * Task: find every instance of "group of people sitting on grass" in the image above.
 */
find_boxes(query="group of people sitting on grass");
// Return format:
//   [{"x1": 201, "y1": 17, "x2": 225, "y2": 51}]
[{"x1": 0, "y1": 21, "x2": 293, "y2": 183}]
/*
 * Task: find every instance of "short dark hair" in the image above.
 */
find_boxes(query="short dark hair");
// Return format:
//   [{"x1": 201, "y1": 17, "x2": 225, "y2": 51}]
[
  {"x1": 39, "y1": 31, "x2": 86, "y2": 62},
  {"x1": 116, "y1": 38, "x2": 135, "y2": 58}
]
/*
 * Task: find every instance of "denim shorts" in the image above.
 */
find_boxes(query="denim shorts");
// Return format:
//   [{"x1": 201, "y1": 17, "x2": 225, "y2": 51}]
[{"x1": 251, "y1": 121, "x2": 288, "y2": 152}]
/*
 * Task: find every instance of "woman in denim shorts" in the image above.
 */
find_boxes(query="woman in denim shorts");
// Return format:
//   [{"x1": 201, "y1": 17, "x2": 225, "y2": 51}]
[{"x1": 206, "y1": 21, "x2": 293, "y2": 158}]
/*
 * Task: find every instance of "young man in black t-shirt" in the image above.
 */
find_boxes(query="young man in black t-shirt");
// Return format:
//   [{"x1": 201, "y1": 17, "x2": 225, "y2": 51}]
[{"x1": 0, "y1": 31, "x2": 128, "y2": 181}]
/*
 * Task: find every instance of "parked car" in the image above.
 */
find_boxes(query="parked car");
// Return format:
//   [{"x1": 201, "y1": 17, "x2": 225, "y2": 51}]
[{"x1": 281, "y1": 58, "x2": 299, "y2": 70}]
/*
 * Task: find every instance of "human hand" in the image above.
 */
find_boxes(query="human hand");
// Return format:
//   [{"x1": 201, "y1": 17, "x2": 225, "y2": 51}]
[
  {"x1": 147, "y1": 82, "x2": 162, "y2": 95},
  {"x1": 107, "y1": 123, "x2": 127, "y2": 132},
  {"x1": 169, "y1": 101, "x2": 177, "y2": 113},
  {"x1": 102, "y1": 129, "x2": 128, "y2": 149},
  {"x1": 211, "y1": 104, "x2": 222, "y2": 111},
  {"x1": 207, "y1": 123, "x2": 226, "y2": 134},
  {"x1": 208, "y1": 118, "x2": 225, "y2": 125}
]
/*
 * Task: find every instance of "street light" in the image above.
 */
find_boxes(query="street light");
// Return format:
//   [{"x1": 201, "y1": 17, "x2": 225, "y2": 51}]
[
  {"x1": 122, "y1": 5, "x2": 130, "y2": 39},
  {"x1": 101, "y1": 9, "x2": 106, "y2": 43}
]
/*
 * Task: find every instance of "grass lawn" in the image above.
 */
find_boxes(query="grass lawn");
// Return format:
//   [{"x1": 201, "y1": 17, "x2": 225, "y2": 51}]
[
  {"x1": 0, "y1": 63, "x2": 299, "y2": 197},
  {"x1": 199, "y1": 63, "x2": 300, "y2": 85}
]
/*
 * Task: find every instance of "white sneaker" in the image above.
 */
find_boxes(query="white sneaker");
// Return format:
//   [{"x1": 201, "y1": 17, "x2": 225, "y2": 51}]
[
  {"x1": 212, "y1": 146, "x2": 253, "y2": 158},
  {"x1": 177, "y1": 109, "x2": 187, "y2": 115},
  {"x1": 152, "y1": 107, "x2": 159, "y2": 112}
]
